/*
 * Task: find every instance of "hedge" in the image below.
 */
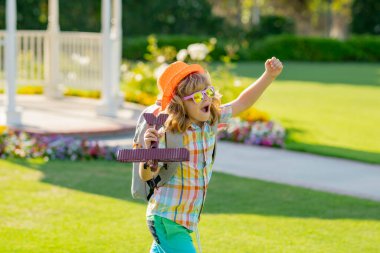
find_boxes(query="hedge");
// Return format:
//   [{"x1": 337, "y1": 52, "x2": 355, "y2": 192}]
[
  {"x1": 123, "y1": 34, "x2": 380, "y2": 62},
  {"x1": 250, "y1": 35, "x2": 380, "y2": 62},
  {"x1": 122, "y1": 34, "x2": 228, "y2": 61}
]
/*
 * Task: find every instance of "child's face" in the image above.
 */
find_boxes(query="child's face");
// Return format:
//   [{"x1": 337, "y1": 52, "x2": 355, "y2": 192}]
[{"x1": 183, "y1": 86, "x2": 214, "y2": 126}]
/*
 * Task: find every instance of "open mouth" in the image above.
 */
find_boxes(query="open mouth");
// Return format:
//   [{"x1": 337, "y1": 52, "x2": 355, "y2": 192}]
[{"x1": 201, "y1": 104, "x2": 210, "y2": 113}]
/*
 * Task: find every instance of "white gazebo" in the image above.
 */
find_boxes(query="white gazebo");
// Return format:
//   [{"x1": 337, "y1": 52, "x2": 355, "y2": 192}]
[{"x1": 1, "y1": 0, "x2": 123, "y2": 126}]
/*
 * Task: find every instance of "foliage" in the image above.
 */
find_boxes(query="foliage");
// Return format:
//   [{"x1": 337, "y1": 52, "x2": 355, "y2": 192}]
[
  {"x1": 123, "y1": 34, "x2": 230, "y2": 61},
  {"x1": 0, "y1": 86, "x2": 43, "y2": 95},
  {"x1": 121, "y1": 35, "x2": 221, "y2": 106},
  {"x1": 0, "y1": 125, "x2": 6, "y2": 133},
  {"x1": 63, "y1": 88, "x2": 100, "y2": 99},
  {"x1": 0, "y1": 130, "x2": 118, "y2": 160},
  {"x1": 0, "y1": 0, "x2": 233, "y2": 37},
  {"x1": 121, "y1": 61, "x2": 158, "y2": 106},
  {"x1": 238, "y1": 107, "x2": 270, "y2": 122},
  {"x1": 351, "y1": 0, "x2": 380, "y2": 35},
  {"x1": 346, "y1": 35, "x2": 380, "y2": 61},
  {"x1": 59, "y1": 0, "x2": 101, "y2": 32},
  {"x1": 0, "y1": 0, "x2": 47, "y2": 30},
  {"x1": 247, "y1": 15, "x2": 295, "y2": 40},
  {"x1": 123, "y1": 0, "x2": 230, "y2": 37},
  {"x1": 249, "y1": 34, "x2": 380, "y2": 62},
  {"x1": 0, "y1": 0, "x2": 378, "y2": 40},
  {"x1": 122, "y1": 35, "x2": 241, "y2": 106},
  {"x1": 123, "y1": 34, "x2": 380, "y2": 62}
]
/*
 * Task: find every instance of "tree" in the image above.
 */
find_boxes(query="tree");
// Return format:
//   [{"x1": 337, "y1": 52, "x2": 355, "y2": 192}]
[
  {"x1": 59, "y1": 0, "x2": 100, "y2": 32},
  {"x1": 123, "y1": 0, "x2": 226, "y2": 36},
  {"x1": 1, "y1": 0, "x2": 228, "y2": 36},
  {"x1": 351, "y1": 0, "x2": 380, "y2": 35},
  {"x1": 0, "y1": 0, "x2": 47, "y2": 30}
]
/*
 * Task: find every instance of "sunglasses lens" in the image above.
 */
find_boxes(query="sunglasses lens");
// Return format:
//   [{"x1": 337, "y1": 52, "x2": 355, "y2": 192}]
[
  {"x1": 193, "y1": 92, "x2": 203, "y2": 103},
  {"x1": 205, "y1": 87, "x2": 215, "y2": 98}
]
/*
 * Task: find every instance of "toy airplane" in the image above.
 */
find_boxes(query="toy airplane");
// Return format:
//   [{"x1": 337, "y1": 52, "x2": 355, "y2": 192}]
[{"x1": 116, "y1": 113, "x2": 190, "y2": 171}]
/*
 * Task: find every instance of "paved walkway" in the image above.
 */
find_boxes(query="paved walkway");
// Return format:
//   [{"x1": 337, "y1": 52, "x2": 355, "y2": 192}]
[
  {"x1": 213, "y1": 142, "x2": 380, "y2": 202},
  {"x1": 1, "y1": 95, "x2": 380, "y2": 202},
  {"x1": 0, "y1": 95, "x2": 144, "y2": 136}
]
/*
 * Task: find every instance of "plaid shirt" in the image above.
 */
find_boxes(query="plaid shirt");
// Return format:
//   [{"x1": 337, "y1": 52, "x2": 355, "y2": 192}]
[{"x1": 146, "y1": 105, "x2": 232, "y2": 231}]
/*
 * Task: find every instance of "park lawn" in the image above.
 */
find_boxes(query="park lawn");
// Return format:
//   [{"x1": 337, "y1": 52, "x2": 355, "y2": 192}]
[
  {"x1": 214, "y1": 62, "x2": 380, "y2": 164},
  {"x1": 1, "y1": 159, "x2": 380, "y2": 253}
]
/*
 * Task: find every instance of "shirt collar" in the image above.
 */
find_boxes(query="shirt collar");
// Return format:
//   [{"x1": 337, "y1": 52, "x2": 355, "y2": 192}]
[{"x1": 188, "y1": 121, "x2": 210, "y2": 130}]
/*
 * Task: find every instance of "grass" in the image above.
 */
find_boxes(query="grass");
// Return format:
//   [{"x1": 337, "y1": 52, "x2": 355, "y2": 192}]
[
  {"x1": 1, "y1": 159, "x2": 380, "y2": 253},
  {"x1": 213, "y1": 62, "x2": 380, "y2": 164}
]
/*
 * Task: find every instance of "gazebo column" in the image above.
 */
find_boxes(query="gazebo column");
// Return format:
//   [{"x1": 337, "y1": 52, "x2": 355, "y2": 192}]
[
  {"x1": 111, "y1": 0, "x2": 123, "y2": 107},
  {"x1": 4, "y1": 0, "x2": 21, "y2": 125},
  {"x1": 45, "y1": 0, "x2": 62, "y2": 98},
  {"x1": 97, "y1": 0, "x2": 122, "y2": 117}
]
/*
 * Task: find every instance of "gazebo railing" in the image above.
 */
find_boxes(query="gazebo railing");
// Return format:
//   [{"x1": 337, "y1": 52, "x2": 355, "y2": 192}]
[
  {"x1": 60, "y1": 32, "x2": 102, "y2": 91},
  {"x1": 0, "y1": 30, "x2": 46, "y2": 89},
  {"x1": 0, "y1": 30, "x2": 102, "y2": 92}
]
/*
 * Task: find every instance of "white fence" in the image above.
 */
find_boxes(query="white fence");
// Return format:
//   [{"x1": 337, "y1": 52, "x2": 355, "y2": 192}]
[
  {"x1": 0, "y1": 30, "x2": 46, "y2": 88},
  {"x1": 0, "y1": 30, "x2": 102, "y2": 91},
  {"x1": 60, "y1": 32, "x2": 102, "y2": 91}
]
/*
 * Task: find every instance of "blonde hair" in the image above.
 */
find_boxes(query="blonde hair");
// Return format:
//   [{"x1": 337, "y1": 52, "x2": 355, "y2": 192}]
[{"x1": 164, "y1": 72, "x2": 221, "y2": 133}]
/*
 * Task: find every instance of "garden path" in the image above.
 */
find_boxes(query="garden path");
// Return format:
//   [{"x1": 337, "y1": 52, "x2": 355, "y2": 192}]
[{"x1": 0, "y1": 95, "x2": 142, "y2": 136}]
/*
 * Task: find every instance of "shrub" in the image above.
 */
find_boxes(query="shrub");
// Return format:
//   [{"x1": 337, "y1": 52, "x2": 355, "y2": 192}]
[
  {"x1": 249, "y1": 35, "x2": 380, "y2": 62},
  {"x1": 123, "y1": 34, "x2": 227, "y2": 61},
  {"x1": 250, "y1": 35, "x2": 353, "y2": 61},
  {"x1": 346, "y1": 35, "x2": 380, "y2": 61},
  {"x1": 123, "y1": 34, "x2": 380, "y2": 62}
]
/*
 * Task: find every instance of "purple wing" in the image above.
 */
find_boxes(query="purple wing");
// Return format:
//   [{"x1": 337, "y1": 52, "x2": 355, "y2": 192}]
[
  {"x1": 143, "y1": 113, "x2": 157, "y2": 126},
  {"x1": 117, "y1": 148, "x2": 190, "y2": 163},
  {"x1": 156, "y1": 114, "x2": 169, "y2": 129},
  {"x1": 143, "y1": 113, "x2": 169, "y2": 130}
]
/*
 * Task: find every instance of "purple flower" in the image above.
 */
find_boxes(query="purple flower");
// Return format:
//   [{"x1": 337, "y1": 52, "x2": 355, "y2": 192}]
[{"x1": 0, "y1": 131, "x2": 121, "y2": 160}]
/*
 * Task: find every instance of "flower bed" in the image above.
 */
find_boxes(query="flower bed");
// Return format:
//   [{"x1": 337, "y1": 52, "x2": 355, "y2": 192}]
[
  {"x1": 0, "y1": 117, "x2": 285, "y2": 161},
  {"x1": 218, "y1": 118, "x2": 286, "y2": 148},
  {"x1": 0, "y1": 130, "x2": 118, "y2": 161}
]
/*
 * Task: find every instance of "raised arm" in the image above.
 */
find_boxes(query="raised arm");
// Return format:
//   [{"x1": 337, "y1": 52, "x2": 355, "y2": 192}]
[{"x1": 227, "y1": 57, "x2": 283, "y2": 117}]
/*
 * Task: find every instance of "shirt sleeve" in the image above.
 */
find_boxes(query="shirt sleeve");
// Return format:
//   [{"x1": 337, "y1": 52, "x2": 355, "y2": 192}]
[{"x1": 219, "y1": 104, "x2": 233, "y2": 124}]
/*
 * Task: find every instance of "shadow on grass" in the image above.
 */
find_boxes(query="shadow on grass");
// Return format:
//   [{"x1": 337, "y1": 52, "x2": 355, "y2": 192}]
[{"x1": 9, "y1": 159, "x2": 380, "y2": 220}]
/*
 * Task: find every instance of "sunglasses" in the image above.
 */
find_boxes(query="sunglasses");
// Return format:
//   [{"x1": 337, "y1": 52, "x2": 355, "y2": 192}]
[{"x1": 182, "y1": 86, "x2": 215, "y2": 104}]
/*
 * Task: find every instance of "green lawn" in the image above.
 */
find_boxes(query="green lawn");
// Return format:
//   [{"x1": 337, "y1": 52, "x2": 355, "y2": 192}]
[
  {"x1": 1, "y1": 159, "x2": 379, "y2": 253},
  {"x1": 214, "y1": 62, "x2": 380, "y2": 164}
]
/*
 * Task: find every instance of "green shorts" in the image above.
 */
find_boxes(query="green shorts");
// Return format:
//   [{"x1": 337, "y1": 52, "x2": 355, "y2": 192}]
[{"x1": 147, "y1": 215, "x2": 196, "y2": 253}]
